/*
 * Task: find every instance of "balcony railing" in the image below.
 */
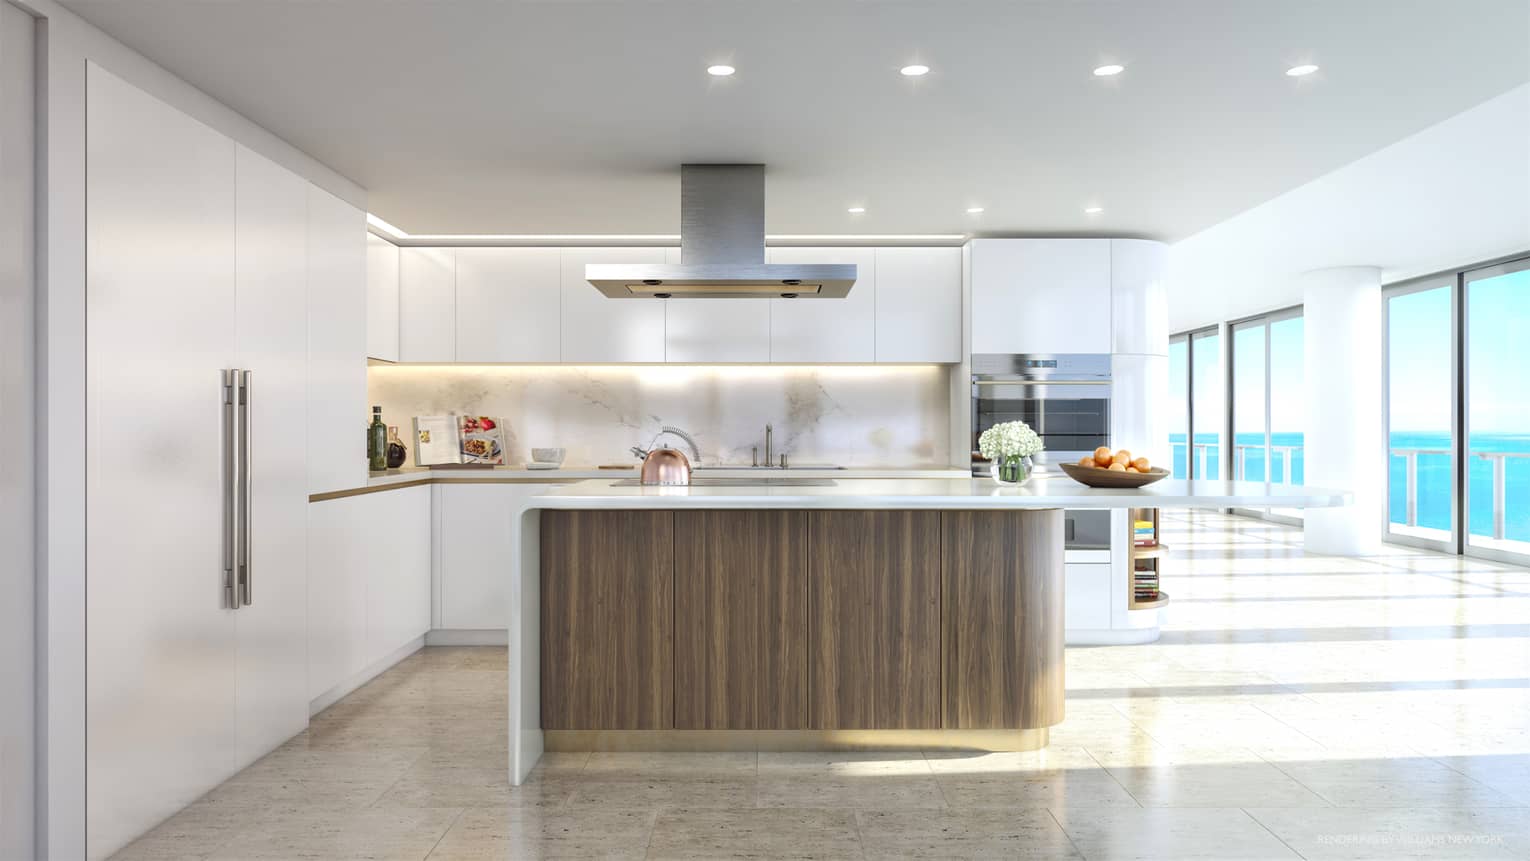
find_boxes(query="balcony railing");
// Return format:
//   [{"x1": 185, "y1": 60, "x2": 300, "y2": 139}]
[
  {"x1": 1389, "y1": 448, "x2": 1528, "y2": 542},
  {"x1": 1232, "y1": 444, "x2": 1302, "y2": 484}
]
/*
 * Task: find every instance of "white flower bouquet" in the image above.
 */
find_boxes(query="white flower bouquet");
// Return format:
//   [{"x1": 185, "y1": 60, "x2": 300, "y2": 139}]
[{"x1": 978, "y1": 420, "x2": 1043, "y2": 484}]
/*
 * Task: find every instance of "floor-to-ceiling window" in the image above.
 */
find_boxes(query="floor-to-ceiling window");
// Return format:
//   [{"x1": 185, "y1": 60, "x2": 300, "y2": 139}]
[
  {"x1": 1168, "y1": 335, "x2": 1189, "y2": 477},
  {"x1": 1385, "y1": 255, "x2": 1528, "y2": 565},
  {"x1": 1385, "y1": 278, "x2": 1456, "y2": 549},
  {"x1": 1229, "y1": 307, "x2": 1304, "y2": 520},
  {"x1": 1189, "y1": 327, "x2": 1223, "y2": 478},
  {"x1": 1464, "y1": 259, "x2": 1530, "y2": 558}
]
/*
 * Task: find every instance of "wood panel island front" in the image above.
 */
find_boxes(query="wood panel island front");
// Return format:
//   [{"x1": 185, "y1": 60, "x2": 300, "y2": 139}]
[{"x1": 506, "y1": 478, "x2": 1350, "y2": 784}]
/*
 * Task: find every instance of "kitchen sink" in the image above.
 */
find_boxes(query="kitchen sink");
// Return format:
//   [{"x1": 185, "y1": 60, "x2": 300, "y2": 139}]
[{"x1": 610, "y1": 477, "x2": 838, "y2": 487}]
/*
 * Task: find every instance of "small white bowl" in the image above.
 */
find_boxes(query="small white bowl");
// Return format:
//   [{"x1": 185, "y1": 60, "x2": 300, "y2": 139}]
[{"x1": 531, "y1": 447, "x2": 565, "y2": 465}]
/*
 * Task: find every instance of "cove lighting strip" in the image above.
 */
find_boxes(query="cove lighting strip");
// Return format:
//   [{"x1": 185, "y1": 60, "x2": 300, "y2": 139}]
[{"x1": 366, "y1": 214, "x2": 967, "y2": 245}]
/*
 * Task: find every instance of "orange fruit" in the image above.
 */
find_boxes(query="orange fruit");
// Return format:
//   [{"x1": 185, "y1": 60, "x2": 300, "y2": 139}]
[
  {"x1": 1125, "y1": 466, "x2": 1140, "y2": 473},
  {"x1": 1107, "y1": 462, "x2": 1127, "y2": 471},
  {"x1": 1132, "y1": 457, "x2": 1150, "y2": 471},
  {"x1": 1113, "y1": 450, "x2": 1132, "y2": 466},
  {"x1": 1093, "y1": 446, "x2": 1113, "y2": 467},
  {"x1": 1078, "y1": 456, "x2": 1095, "y2": 468}
]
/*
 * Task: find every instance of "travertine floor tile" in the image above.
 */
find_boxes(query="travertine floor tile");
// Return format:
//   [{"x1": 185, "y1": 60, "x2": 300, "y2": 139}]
[
  {"x1": 425, "y1": 806, "x2": 656, "y2": 860},
  {"x1": 647, "y1": 808, "x2": 861, "y2": 860},
  {"x1": 935, "y1": 770, "x2": 1141, "y2": 809},
  {"x1": 857, "y1": 808, "x2": 1081, "y2": 859},
  {"x1": 206, "y1": 807, "x2": 463, "y2": 860},
  {"x1": 755, "y1": 774, "x2": 947, "y2": 809},
  {"x1": 1052, "y1": 806, "x2": 1302, "y2": 859},
  {"x1": 1247, "y1": 806, "x2": 1530, "y2": 859}
]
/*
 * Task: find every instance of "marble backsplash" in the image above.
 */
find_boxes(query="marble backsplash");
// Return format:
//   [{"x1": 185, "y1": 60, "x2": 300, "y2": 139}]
[{"x1": 367, "y1": 364, "x2": 953, "y2": 469}]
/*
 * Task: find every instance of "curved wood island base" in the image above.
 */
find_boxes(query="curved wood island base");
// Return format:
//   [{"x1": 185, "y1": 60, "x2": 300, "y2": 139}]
[
  {"x1": 537, "y1": 509, "x2": 1064, "y2": 752},
  {"x1": 505, "y1": 477, "x2": 1349, "y2": 783}
]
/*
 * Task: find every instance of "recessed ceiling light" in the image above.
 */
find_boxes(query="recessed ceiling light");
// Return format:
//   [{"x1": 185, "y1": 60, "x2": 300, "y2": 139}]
[
  {"x1": 966, "y1": 207, "x2": 985, "y2": 214},
  {"x1": 1084, "y1": 206, "x2": 1104, "y2": 215},
  {"x1": 1286, "y1": 64, "x2": 1319, "y2": 77},
  {"x1": 900, "y1": 64, "x2": 930, "y2": 77},
  {"x1": 707, "y1": 64, "x2": 736, "y2": 77},
  {"x1": 847, "y1": 206, "x2": 866, "y2": 214},
  {"x1": 1093, "y1": 64, "x2": 1124, "y2": 77}
]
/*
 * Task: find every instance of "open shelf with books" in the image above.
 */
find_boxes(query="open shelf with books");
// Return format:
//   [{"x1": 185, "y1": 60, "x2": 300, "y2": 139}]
[{"x1": 1129, "y1": 507, "x2": 1169, "y2": 610}]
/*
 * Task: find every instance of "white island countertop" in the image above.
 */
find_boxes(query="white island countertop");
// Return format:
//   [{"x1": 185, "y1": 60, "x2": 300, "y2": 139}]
[{"x1": 518, "y1": 475, "x2": 1353, "y2": 510}]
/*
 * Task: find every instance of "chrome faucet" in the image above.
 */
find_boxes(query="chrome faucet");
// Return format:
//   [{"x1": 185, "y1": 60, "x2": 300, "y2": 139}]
[{"x1": 764, "y1": 423, "x2": 773, "y2": 466}]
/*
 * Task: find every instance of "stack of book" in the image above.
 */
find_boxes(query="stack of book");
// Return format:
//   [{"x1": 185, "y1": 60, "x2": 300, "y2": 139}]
[
  {"x1": 1133, "y1": 561, "x2": 1160, "y2": 601},
  {"x1": 1134, "y1": 518, "x2": 1157, "y2": 547}
]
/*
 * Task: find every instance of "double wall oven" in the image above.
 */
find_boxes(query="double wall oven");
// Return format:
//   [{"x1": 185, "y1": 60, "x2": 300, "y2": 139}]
[{"x1": 972, "y1": 353, "x2": 1114, "y2": 549}]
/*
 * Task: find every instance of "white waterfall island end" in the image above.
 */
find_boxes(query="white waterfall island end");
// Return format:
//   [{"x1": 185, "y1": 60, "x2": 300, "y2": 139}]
[{"x1": 505, "y1": 477, "x2": 1351, "y2": 783}]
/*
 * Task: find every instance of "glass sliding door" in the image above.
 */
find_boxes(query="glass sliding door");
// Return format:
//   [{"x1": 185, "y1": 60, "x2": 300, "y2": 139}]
[
  {"x1": 1168, "y1": 335, "x2": 1189, "y2": 477},
  {"x1": 1384, "y1": 278, "x2": 1457, "y2": 550},
  {"x1": 1268, "y1": 314, "x2": 1305, "y2": 488},
  {"x1": 1464, "y1": 259, "x2": 1530, "y2": 560},
  {"x1": 1189, "y1": 328, "x2": 1223, "y2": 478}
]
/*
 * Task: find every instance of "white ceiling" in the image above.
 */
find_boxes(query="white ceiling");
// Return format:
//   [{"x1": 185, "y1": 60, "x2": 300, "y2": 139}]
[{"x1": 60, "y1": 0, "x2": 1530, "y2": 240}]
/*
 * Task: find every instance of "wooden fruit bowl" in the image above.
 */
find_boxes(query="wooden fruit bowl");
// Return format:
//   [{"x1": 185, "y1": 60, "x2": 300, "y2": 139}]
[{"x1": 1058, "y1": 462, "x2": 1171, "y2": 488}]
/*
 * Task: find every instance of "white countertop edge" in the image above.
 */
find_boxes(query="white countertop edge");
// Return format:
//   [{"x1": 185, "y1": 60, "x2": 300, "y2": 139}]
[
  {"x1": 513, "y1": 478, "x2": 1354, "y2": 511},
  {"x1": 364, "y1": 466, "x2": 976, "y2": 487}
]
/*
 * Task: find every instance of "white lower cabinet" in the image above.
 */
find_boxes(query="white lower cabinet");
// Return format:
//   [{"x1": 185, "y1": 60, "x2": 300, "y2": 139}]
[
  {"x1": 1064, "y1": 562, "x2": 1114, "y2": 631},
  {"x1": 307, "y1": 486, "x2": 431, "y2": 703},
  {"x1": 437, "y1": 483, "x2": 549, "y2": 631}
]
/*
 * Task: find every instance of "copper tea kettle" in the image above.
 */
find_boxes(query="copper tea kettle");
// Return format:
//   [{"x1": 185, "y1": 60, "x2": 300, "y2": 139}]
[{"x1": 633, "y1": 426, "x2": 699, "y2": 486}]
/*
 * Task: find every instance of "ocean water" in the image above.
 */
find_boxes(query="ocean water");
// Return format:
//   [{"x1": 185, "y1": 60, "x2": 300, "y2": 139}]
[{"x1": 1168, "y1": 431, "x2": 1530, "y2": 543}]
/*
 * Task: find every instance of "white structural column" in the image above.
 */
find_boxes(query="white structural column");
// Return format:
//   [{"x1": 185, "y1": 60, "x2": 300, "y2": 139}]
[{"x1": 1302, "y1": 266, "x2": 1384, "y2": 555}]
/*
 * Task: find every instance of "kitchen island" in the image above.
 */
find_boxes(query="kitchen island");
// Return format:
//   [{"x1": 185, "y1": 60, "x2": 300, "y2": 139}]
[{"x1": 505, "y1": 478, "x2": 1350, "y2": 783}]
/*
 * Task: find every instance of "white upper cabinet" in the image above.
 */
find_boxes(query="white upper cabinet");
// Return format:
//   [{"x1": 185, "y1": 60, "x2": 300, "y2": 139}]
[
  {"x1": 399, "y1": 247, "x2": 456, "y2": 362},
  {"x1": 306, "y1": 184, "x2": 368, "y2": 495},
  {"x1": 560, "y1": 247, "x2": 666, "y2": 363},
  {"x1": 766, "y1": 247, "x2": 876, "y2": 363},
  {"x1": 365, "y1": 233, "x2": 400, "y2": 362},
  {"x1": 970, "y1": 239, "x2": 1112, "y2": 355},
  {"x1": 455, "y1": 247, "x2": 562, "y2": 363},
  {"x1": 874, "y1": 246, "x2": 961, "y2": 362},
  {"x1": 662, "y1": 246, "x2": 770, "y2": 363},
  {"x1": 1110, "y1": 239, "x2": 1169, "y2": 356}
]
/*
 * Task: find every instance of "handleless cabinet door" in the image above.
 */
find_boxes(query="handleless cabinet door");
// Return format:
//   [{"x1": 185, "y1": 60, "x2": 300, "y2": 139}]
[
  {"x1": 438, "y1": 484, "x2": 553, "y2": 630},
  {"x1": 365, "y1": 485, "x2": 432, "y2": 663},
  {"x1": 969, "y1": 239, "x2": 1111, "y2": 354},
  {"x1": 675, "y1": 510, "x2": 809, "y2": 729},
  {"x1": 86, "y1": 62, "x2": 238, "y2": 861},
  {"x1": 366, "y1": 233, "x2": 400, "y2": 361},
  {"x1": 307, "y1": 496, "x2": 369, "y2": 700},
  {"x1": 306, "y1": 186, "x2": 368, "y2": 494},
  {"x1": 767, "y1": 247, "x2": 876, "y2": 362},
  {"x1": 399, "y1": 247, "x2": 457, "y2": 361},
  {"x1": 1110, "y1": 239, "x2": 1169, "y2": 356},
  {"x1": 233, "y1": 146, "x2": 312, "y2": 766},
  {"x1": 455, "y1": 247, "x2": 562, "y2": 362},
  {"x1": 808, "y1": 511, "x2": 941, "y2": 729},
  {"x1": 541, "y1": 510, "x2": 674, "y2": 729},
  {"x1": 874, "y1": 246, "x2": 961, "y2": 362},
  {"x1": 662, "y1": 247, "x2": 772, "y2": 363},
  {"x1": 560, "y1": 248, "x2": 666, "y2": 363}
]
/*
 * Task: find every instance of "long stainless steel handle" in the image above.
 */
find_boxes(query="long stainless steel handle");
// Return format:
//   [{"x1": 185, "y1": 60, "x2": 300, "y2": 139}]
[
  {"x1": 221, "y1": 369, "x2": 237, "y2": 609},
  {"x1": 971, "y1": 378, "x2": 1113, "y2": 386},
  {"x1": 237, "y1": 370, "x2": 252, "y2": 606}
]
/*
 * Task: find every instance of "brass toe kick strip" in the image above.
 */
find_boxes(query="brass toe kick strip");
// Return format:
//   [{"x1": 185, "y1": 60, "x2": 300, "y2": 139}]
[{"x1": 543, "y1": 728, "x2": 1049, "y2": 752}]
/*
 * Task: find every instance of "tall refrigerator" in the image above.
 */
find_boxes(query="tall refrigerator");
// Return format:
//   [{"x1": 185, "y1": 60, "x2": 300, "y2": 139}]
[{"x1": 85, "y1": 63, "x2": 314, "y2": 859}]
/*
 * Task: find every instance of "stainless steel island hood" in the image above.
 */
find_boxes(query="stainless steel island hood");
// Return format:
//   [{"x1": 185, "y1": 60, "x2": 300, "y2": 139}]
[{"x1": 586, "y1": 164, "x2": 856, "y2": 298}]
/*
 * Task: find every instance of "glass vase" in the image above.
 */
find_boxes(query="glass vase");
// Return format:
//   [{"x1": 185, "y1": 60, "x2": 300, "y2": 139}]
[{"x1": 990, "y1": 455, "x2": 1032, "y2": 486}]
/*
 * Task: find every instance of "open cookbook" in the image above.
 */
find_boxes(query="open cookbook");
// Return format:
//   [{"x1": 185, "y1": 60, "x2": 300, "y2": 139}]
[{"x1": 412, "y1": 415, "x2": 507, "y2": 466}]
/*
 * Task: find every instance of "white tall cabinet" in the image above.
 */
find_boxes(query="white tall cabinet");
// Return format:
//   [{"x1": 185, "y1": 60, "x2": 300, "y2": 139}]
[
  {"x1": 85, "y1": 64, "x2": 346, "y2": 859},
  {"x1": 366, "y1": 233, "x2": 400, "y2": 362},
  {"x1": 307, "y1": 186, "x2": 368, "y2": 494},
  {"x1": 874, "y1": 246, "x2": 961, "y2": 362},
  {"x1": 969, "y1": 239, "x2": 1112, "y2": 355}
]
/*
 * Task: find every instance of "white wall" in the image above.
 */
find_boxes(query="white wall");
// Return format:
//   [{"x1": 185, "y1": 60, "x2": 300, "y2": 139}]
[
  {"x1": 0, "y1": 3, "x2": 35, "y2": 857},
  {"x1": 15, "y1": 0, "x2": 367, "y2": 855},
  {"x1": 1168, "y1": 84, "x2": 1530, "y2": 331}
]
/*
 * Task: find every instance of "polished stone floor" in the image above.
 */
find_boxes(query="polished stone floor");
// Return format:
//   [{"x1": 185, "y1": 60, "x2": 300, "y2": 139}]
[{"x1": 114, "y1": 511, "x2": 1530, "y2": 859}]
